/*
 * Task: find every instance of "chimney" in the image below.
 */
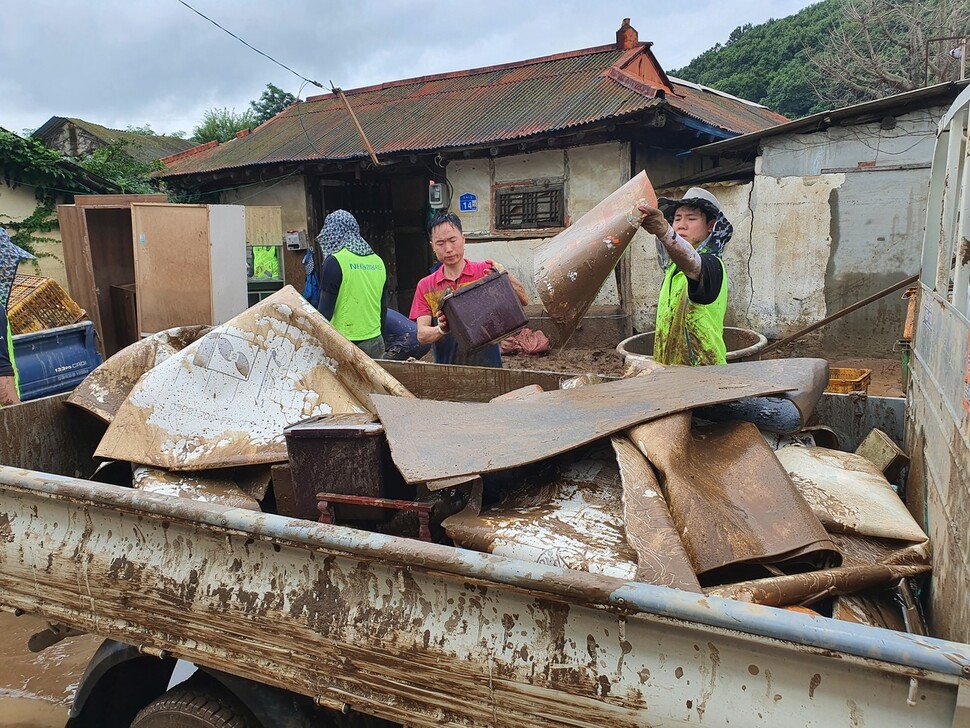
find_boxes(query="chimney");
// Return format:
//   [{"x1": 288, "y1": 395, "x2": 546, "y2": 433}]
[{"x1": 616, "y1": 18, "x2": 638, "y2": 50}]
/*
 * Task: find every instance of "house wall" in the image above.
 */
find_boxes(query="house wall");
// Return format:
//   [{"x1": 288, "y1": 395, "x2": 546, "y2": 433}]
[
  {"x1": 736, "y1": 106, "x2": 944, "y2": 357},
  {"x1": 221, "y1": 176, "x2": 309, "y2": 292},
  {"x1": 46, "y1": 125, "x2": 102, "y2": 157},
  {"x1": 0, "y1": 181, "x2": 69, "y2": 287},
  {"x1": 447, "y1": 142, "x2": 630, "y2": 306}
]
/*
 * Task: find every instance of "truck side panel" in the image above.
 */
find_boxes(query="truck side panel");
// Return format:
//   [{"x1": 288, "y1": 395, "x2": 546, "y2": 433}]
[
  {"x1": 1, "y1": 468, "x2": 966, "y2": 728},
  {"x1": 907, "y1": 85, "x2": 970, "y2": 645}
]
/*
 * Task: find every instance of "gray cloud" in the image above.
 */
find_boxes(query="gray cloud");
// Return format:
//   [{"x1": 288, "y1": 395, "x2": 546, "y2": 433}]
[{"x1": 3, "y1": 0, "x2": 817, "y2": 137}]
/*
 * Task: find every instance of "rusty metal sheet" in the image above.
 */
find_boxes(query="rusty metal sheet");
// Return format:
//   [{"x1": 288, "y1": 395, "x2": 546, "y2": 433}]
[
  {"x1": 611, "y1": 436, "x2": 701, "y2": 592},
  {"x1": 96, "y1": 287, "x2": 413, "y2": 471},
  {"x1": 533, "y1": 171, "x2": 656, "y2": 346},
  {"x1": 629, "y1": 414, "x2": 838, "y2": 578},
  {"x1": 442, "y1": 458, "x2": 641, "y2": 580},
  {"x1": 707, "y1": 563, "x2": 931, "y2": 607},
  {"x1": 776, "y1": 446, "x2": 928, "y2": 543},
  {"x1": 375, "y1": 358, "x2": 827, "y2": 484},
  {"x1": 67, "y1": 325, "x2": 211, "y2": 423},
  {"x1": 132, "y1": 466, "x2": 265, "y2": 511}
]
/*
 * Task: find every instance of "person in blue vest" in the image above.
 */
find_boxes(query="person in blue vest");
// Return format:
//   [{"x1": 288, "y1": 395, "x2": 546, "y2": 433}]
[
  {"x1": 315, "y1": 210, "x2": 389, "y2": 359},
  {"x1": 0, "y1": 305, "x2": 18, "y2": 406}
]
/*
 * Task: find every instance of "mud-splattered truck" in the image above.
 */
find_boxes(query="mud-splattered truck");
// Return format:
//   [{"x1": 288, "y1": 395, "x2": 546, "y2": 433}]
[{"x1": 0, "y1": 87, "x2": 968, "y2": 728}]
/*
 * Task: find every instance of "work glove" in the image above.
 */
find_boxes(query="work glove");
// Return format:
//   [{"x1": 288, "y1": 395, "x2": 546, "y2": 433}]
[{"x1": 638, "y1": 205, "x2": 671, "y2": 239}]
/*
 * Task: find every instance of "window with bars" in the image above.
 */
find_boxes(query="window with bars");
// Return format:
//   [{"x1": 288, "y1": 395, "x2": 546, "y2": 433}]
[{"x1": 495, "y1": 183, "x2": 565, "y2": 230}]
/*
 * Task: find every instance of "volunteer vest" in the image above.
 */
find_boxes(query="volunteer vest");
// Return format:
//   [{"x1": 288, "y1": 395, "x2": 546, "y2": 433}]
[
  {"x1": 4, "y1": 318, "x2": 18, "y2": 401},
  {"x1": 331, "y1": 248, "x2": 386, "y2": 341},
  {"x1": 654, "y1": 258, "x2": 728, "y2": 366},
  {"x1": 252, "y1": 245, "x2": 280, "y2": 279}
]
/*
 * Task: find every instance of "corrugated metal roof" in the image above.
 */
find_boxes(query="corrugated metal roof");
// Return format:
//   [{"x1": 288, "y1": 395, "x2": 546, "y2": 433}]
[
  {"x1": 161, "y1": 43, "x2": 787, "y2": 179},
  {"x1": 692, "y1": 81, "x2": 969, "y2": 158},
  {"x1": 33, "y1": 117, "x2": 196, "y2": 164}
]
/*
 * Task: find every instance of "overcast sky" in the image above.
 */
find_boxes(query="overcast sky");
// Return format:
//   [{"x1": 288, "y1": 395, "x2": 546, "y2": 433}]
[{"x1": 3, "y1": 0, "x2": 819, "y2": 138}]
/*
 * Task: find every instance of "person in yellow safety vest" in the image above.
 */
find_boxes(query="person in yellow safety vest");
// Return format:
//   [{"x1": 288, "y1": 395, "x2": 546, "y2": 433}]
[
  {"x1": 0, "y1": 305, "x2": 19, "y2": 406},
  {"x1": 251, "y1": 245, "x2": 281, "y2": 280},
  {"x1": 638, "y1": 187, "x2": 733, "y2": 366},
  {"x1": 314, "y1": 210, "x2": 389, "y2": 359}
]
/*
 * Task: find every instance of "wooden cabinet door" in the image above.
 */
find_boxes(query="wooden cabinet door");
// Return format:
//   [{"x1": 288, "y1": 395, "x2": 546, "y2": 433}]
[{"x1": 132, "y1": 204, "x2": 212, "y2": 335}]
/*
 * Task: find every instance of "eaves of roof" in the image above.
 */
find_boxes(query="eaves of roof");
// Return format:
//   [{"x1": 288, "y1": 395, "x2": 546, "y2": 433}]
[{"x1": 693, "y1": 80, "x2": 970, "y2": 158}]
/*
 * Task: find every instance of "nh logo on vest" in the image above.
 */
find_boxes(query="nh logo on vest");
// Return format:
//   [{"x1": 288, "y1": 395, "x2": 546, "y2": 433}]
[{"x1": 349, "y1": 263, "x2": 382, "y2": 271}]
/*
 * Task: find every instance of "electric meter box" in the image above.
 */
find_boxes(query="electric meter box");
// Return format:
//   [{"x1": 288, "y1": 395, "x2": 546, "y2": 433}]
[
  {"x1": 285, "y1": 230, "x2": 308, "y2": 251},
  {"x1": 429, "y1": 183, "x2": 446, "y2": 209}
]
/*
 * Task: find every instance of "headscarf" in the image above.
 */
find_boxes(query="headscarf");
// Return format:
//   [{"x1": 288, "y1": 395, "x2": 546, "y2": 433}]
[
  {"x1": 0, "y1": 226, "x2": 36, "y2": 309},
  {"x1": 655, "y1": 210, "x2": 733, "y2": 272},
  {"x1": 315, "y1": 210, "x2": 375, "y2": 258}
]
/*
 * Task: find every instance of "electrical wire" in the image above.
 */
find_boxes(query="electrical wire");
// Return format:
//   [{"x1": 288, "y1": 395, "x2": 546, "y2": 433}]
[{"x1": 175, "y1": 0, "x2": 323, "y2": 90}]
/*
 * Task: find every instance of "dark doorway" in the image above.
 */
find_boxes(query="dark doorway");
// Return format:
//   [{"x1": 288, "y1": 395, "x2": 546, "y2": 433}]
[{"x1": 317, "y1": 173, "x2": 431, "y2": 314}]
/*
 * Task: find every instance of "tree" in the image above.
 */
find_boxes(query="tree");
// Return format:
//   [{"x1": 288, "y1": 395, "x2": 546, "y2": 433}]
[
  {"x1": 74, "y1": 139, "x2": 162, "y2": 194},
  {"x1": 811, "y1": 0, "x2": 968, "y2": 108},
  {"x1": 192, "y1": 108, "x2": 256, "y2": 144},
  {"x1": 249, "y1": 83, "x2": 296, "y2": 125}
]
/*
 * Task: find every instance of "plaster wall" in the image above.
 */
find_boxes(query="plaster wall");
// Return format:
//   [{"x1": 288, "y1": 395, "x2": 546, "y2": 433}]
[
  {"x1": 448, "y1": 142, "x2": 630, "y2": 306},
  {"x1": 220, "y1": 176, "x2": 309, "y2": 291},
  {"x1": 0, "y1": 182, "x2": 68, "y2": 288}
]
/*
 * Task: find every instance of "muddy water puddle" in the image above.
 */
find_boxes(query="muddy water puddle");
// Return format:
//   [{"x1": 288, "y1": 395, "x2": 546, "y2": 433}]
[{"x1": 0, "y1": 612, "x2": 101, "y2": 728}]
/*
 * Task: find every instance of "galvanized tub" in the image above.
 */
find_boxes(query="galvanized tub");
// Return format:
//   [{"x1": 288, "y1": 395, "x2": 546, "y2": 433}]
[{"x1": 616, "y1": 327, "x2": 768, "y2": 365}]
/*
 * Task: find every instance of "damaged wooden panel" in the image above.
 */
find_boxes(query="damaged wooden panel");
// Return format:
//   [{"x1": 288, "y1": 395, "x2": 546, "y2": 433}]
[
  {"x1": 95, "y1": 287, "x2": 412, "y2": 471},
  {"x1": 776, "y1": 446, "x2": 927, "y2": 542},
  {"x1": 132, "y1": 466, "x2": 268, "y2": 511},
  {"x1": 1, "y1": 467, "x2": 968, "y2": 727},
  {"x1": 611, "y1": 436, "x2": 701, "y2": 592},
  {"x1": 442, "y1": 458, "x2": 640, "y2": 580},
  {"x1": 67, "y1": 325, "x2": 211, "y2": 423},
  {"x1": 629, "y1": 414, "x2": 837, "y2": 577},
  {"x1": 375, "y1": 358, "x2": 827, "y2": 483}
]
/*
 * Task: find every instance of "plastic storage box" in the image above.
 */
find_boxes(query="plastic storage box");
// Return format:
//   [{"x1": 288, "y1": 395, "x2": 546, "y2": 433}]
[
  {"x1": 825, "y1": 367, "x2": 872, "y2": 394},
  {"x1": 440, "y1": 270, "x2": 527, "y2": 353},
  {"x1": 283, "y1": 413, "x2": 407, "y2": 521},
  {"x1": 12, "y1": 321, "x2": 102, "y2": 401}
]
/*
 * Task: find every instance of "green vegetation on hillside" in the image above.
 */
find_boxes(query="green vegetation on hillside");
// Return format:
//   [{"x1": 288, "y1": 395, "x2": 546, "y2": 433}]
[{"x1": 673, "y1": 0, "x2": 968, "y2": 119}]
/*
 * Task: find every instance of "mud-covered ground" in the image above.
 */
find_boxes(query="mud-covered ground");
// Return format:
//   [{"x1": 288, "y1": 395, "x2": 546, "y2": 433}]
[{"x1": 500, "y1": 346, "x2": 904, "y2": 397}]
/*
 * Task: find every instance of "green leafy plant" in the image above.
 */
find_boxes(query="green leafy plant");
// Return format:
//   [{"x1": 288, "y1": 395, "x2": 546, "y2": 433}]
[
  {"x1": 192, "y1": 108, "x2": 257, "y2": 143},
  {"x1": 250, "y1": 83, "x2": 297, "y2": 125},
  {"x1": 75, "y1": 139, "x2": 163, "y2": 194}
]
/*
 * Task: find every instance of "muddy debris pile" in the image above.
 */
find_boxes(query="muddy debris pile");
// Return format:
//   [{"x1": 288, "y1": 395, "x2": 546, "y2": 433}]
[{"x1": 64, "y1": 285, "x2": 928, "y2": 636}]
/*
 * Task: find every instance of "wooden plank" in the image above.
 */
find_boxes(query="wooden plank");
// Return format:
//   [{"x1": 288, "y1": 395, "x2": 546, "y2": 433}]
[
  {"x1": 377, "y1": 360, "x2": 582, "y2": 402},
  {"x1": 74, "y1": 194, "x2": 167, "y2": 207},
  {"x1": 244, "y1": 206, "x2": 282, "y2": 246},
  {"x1": 55, "y1": 205, "x2": 100, "y2": 344},
  {"x1": 132, "y1": 203, "x2": 213, "y2": 334},
  {"x1": 375, "y1": 358, "x2": 827, "y2": 483},
  {"x1": 0, "y1": 394, "x2": 103, "y2": 476}
]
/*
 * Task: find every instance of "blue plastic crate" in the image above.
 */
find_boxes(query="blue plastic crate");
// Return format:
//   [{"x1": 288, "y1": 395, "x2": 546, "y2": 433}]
[{"x1": 12, "y1": 322, "x2": 102, "y2": 401}]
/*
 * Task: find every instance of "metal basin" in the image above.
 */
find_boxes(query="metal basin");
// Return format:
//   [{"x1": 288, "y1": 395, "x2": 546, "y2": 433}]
[{"x1": 616, "y1": 327, "x2": 768, "y2": 364}]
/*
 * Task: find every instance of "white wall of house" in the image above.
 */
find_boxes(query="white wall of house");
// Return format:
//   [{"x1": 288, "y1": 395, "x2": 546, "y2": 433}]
[
  {"x1": 0, "y1": 181, "x2": 69, "y2": 287},
  {"x1": 220, "y1": 175, "x2": 308, "y2": 235},
  {"x1": 698, "y1": 105, "x2": 945, "y2": 357},
  {"x1": 447, "y1": 142, "x2": 632, "y2": 306}
]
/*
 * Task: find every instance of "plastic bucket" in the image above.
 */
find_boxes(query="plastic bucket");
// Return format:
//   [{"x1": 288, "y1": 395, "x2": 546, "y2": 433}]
[{"x1": 616, "y1": 327, "x2": 768, "y2": 365}]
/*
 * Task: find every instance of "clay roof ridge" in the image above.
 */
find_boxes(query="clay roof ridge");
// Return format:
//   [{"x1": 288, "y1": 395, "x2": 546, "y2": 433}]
[{"x1": 159, "y1": 140, "x2": 219, "y2": 165}]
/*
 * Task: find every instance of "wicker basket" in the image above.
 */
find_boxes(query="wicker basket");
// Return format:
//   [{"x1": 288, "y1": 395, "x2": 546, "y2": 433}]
[
  {"x1": 826, "y1": 367, "x2": 872, "y2": 394},
  {"x1": 7, "y1": 274, "x2": 86, "y2": 334}
]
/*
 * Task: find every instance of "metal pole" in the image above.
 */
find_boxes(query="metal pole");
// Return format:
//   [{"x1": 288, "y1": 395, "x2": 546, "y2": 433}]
[{"x1": 759, "y1": 274, "x2": 919, "y2": 357}]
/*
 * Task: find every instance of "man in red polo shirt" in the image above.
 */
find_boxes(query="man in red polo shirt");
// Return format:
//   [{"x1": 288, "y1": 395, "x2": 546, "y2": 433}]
[{"x1": 410, "y1": 212, "x2": 528, "y2": 367}]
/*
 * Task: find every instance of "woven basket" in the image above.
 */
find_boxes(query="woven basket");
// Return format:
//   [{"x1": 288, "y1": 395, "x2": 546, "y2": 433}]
[{"x1": 7, "y1": 274, "x2": 86, "y2": 334}]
